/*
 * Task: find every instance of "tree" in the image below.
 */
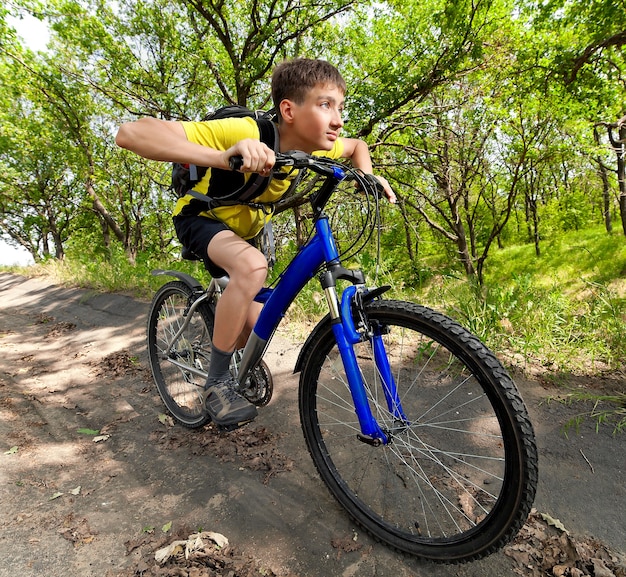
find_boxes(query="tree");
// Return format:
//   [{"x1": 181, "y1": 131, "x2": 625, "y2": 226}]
[
  {"x1": 1, "y1": 0, "x2": 619, "y2": 273},
  {"x1": 597, "y1": 115, "x2": 626, "y2": 235},
  {"x1": 518, "y1": 0, "x2": 626, "y2": 234}
]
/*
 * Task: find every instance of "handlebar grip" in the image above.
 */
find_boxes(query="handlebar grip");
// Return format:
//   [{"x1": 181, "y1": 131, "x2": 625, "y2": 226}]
[
  {"x1": 229, "y1": 156, "x2": 244, "y2": 171},
  {"x1": 359, "y1": 174, "x2": 384, "y2": 199}
]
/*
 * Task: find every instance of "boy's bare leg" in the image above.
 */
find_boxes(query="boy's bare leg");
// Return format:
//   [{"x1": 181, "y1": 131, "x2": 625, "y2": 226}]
[
  {"x1": 200, "y1": 230, "x2": 267, "y2": 428},
  {"x1": 208, "y1": 231, "x2": 268, "y2": 352},
  {"x1": 235, "y1": 301, "x2": 263, "y2": 350}
]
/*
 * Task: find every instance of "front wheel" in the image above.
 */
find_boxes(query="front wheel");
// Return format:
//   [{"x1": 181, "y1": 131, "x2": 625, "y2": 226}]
[
  {"x1": 298, "y1": 300, "x2": 538, "y2": 563},
  {"x1": 147, "y1": 281, "x2": 214, "y2": 428}
]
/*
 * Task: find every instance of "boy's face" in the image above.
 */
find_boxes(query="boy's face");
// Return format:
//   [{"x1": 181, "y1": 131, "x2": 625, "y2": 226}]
[{"x1": 280, "y1": 83, "x2": 345, "y2": 153}]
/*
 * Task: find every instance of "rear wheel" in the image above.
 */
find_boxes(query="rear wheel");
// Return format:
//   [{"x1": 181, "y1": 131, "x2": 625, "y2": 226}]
[
  {"x1": 147, "y1": 281, "x2": 214, "y2": 428},
  {"x1": 299, "y1": 299, "x2": 538, "y2": 562}
]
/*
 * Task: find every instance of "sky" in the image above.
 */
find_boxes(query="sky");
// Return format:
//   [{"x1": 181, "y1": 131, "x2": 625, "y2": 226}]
[
  {"x1": 7, "y1": 12, "x2": 50, "y2": 52},
  {"x1": 0, "y1": 241, "x2": 35, "y2": 266},
  {"x1": 1, "y1": 13, "x2": 51, "y2": 266}
]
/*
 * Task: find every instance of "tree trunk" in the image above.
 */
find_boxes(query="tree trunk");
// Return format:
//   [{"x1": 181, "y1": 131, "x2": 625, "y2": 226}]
[
  {"x1": 86, "y1": 179, "x2": 126, "y2": 245},
  {"x1": 598, "y1": 158, "x2": 613, "y2": 233},
  {"x1": 454, "y1": 215, "x2": 475, "y2": 277},
  {"x1": 594, "y1": 125, "x2": 612, "y2": 233},
  {"x1": 398, "y1": 200, "x2": 416, "y2": 261},
  {"x1": 604, "y1": 116, "x2": 626, "y2": 235},
  {"x1": 293, "y1": 205, "x2": 306, "y2": 247},
  {"x1": 617, "y1": 122, "x2": 626, "y2": 235}
]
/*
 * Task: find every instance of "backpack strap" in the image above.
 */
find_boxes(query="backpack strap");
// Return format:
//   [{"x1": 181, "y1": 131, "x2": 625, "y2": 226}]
[{"x1": 187, "y1": 118, "x2": 279, "y2": 209}]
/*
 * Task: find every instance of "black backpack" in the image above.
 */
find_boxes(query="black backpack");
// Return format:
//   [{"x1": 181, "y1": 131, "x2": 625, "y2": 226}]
[{"x1": 171, "y1": 105, "x2": 279, "y2": 208}]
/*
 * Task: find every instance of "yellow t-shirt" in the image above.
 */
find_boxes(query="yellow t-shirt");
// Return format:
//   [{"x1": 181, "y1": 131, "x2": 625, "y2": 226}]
[{"x1": 173, "y1": 116, "x2": 345, "y2": 239}]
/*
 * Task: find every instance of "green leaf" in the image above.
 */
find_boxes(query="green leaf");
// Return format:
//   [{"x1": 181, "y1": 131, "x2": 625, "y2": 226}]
[
  {"x1": 77, "y1": 428, "x2": 100, "y2": 435},
  {"x1": 4, "y1": 446, "x2": 18, "y2": 455},
  {"x1": 161, "y1": 521, "x2": 172, "y2": 533}
]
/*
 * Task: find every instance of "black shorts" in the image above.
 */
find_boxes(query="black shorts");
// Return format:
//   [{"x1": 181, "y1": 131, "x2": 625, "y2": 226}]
[{"x1": 173, "y1": 215, "x2": 231, "y2": 278}]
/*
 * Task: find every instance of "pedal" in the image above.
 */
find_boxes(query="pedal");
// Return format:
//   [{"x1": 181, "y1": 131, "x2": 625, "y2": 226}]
[{"x1": 216, "y1": 419, "x2": 255, "y2": 433}]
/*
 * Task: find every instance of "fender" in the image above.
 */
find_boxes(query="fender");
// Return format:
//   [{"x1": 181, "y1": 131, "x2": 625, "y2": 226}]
[
  {"x1": 294, "y1": 285, "x2": 391, "y2": 373},
  {"x1": 151, "y1": 269, "x2": 204, "y2": 291}
]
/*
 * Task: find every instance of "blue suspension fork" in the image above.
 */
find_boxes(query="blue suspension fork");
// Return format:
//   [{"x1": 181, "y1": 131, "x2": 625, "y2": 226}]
[
  {"x1": 369, "y1": 321, "x2": 408, "y2": 423},
  {"x1": 338, "y1": 285, "x2": 407, "y2": 445},
  {"x1": 331, "y1": 285, "x2": 387, "y2": 445},
  {"x1": 344, "y1": 288, "x2": 408, "y2": 423}
]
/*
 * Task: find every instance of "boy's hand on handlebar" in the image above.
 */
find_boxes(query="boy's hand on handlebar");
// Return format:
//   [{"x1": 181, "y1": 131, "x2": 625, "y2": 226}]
[
  {"x1": 374, "y1": 175, "x2": 396, "y2": 204},
  {"x1": 358, "y1": 174, "x2": 397, "y2": 204},
  {"x1": 223, "y1": 139, "x2": 275, "y2": 175}
]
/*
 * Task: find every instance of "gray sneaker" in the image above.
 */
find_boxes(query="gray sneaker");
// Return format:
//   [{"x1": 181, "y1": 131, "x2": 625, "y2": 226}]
[{"x1": 203, "y1": 377, "x2": 258, "y2": 429}]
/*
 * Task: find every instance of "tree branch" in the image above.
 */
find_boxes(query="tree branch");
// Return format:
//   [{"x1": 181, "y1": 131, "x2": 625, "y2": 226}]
[{"x1": 565, "y1": 30, "x2": 626, "y2": 85}]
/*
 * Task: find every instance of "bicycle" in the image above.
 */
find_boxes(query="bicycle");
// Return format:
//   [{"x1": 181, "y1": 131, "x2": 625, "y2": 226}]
[{"x1": 146, "y1": 150, "x2": 538, "y2": 563}]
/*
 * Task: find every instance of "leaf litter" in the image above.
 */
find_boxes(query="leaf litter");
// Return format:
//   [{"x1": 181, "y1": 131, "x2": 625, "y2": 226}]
[
  {"x1": 58, "y1": 512, "x2": 97, "y2": 546},
  {"x1": 504, "y1": 510, "x2": 626, "y2": 577},
  {"x1": 150, "y1": 424, "x2": 294, "y2": 485},
  {"x1": 90, "y1": 350, "x2": 148, "y2": 379},
  {"x1": 119, "y1": 524, "x2": 301, "y2": 577}
]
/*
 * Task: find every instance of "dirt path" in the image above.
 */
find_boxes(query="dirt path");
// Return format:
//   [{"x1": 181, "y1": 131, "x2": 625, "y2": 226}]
[{"x1": 1, "y1": 272, "x2": 625, "y2": 577}]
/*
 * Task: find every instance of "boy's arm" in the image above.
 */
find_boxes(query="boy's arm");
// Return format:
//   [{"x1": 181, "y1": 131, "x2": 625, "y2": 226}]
[
  {"x1": 341, "y1": 138, "x2": 396, "y2": 204},
  {"x1": 115, "y1": 117, "x2": 274, "y2": 174}
]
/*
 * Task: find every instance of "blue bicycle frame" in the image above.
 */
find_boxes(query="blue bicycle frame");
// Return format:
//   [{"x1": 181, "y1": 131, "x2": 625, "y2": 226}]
[{"x1": 236, "y1": 168, "x2": 397, "y2": 445}]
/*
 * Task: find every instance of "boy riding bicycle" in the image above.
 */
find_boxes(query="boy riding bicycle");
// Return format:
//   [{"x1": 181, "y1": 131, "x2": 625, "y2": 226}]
[{"x1": 116, "y1": 58, "x2": 395, "y2": 429}]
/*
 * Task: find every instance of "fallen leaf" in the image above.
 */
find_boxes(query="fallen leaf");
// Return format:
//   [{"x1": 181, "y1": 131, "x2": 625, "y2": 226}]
[
  {"x1": 154, "y1": 531, "x2": 230, "y2": 565},
  {"x1": 161, "y1": 521, "x2": 172, "y2": 533},
  {"x1": 158, "y1": 413, "x2": 174, "y2": 427},
  {"x1": 591, "y1": 558, "x2": 616, "y2": 577},
  {"x1": 93, "y1": 434, "x2": 110, "y2": 443},
  {"x1": 204, "y1": 531, "x2": 229, "y2": 548},
  {"x1": 540, "y1": 512, "x2": 569, "y2": 535},
  {"x1": 4, "y1": 446, "x2": 18, "y2": 455},
  {"x1": 154, "y1": 540, "x2": 186, "y2": 564},
  {"x1": 69, "y1": 486, "x2": 81, "y2": 496},
  {"x1": 49, "y1": 492, "x2": 63, "y2": 500}
]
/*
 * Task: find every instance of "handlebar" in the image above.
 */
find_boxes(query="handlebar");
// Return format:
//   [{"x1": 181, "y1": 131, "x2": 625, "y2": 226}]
[
  {"x1": 229, "y1": 150, "x2": 384, "y2": 265},
  {"x1": 229, "y1": 150, "x2": 384, "y2": 197},
  {"x1": 229, "y1": 150, "x2": 343, "y2": 177}
]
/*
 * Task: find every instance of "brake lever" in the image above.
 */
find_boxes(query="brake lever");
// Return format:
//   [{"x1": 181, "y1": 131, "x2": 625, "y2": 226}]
[{"x1": 356, "y1": 174, "x2": 384, "y2": 199}]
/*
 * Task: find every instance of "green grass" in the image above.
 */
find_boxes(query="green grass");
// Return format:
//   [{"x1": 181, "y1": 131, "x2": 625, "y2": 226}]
[
  {"x1": 0, "y1": 247, "x2": 213, "y2": 301},
  {"x1": 404, "y1": 226, "x2": 626, "y2": 433},
  {"x1": 484, "y1": 226, "x2": 626, "y2": 293},
  {"x1": 410, "y1": 226, "x2": 626, "y2": 372}
]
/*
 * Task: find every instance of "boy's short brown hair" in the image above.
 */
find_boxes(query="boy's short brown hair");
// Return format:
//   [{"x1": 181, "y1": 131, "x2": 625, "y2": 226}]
[{"x1": 271, "y1": 58, "x2": 346, "y2": 113}]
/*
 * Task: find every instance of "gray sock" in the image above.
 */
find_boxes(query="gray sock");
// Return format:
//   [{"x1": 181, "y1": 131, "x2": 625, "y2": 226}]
[{"x1": 204, "y1": 345, "x2": 233, "y2": 390}]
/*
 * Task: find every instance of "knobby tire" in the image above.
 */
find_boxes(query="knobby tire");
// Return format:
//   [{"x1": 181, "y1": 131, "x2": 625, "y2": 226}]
[
  {"x1": 147, "y1": 281, "x2": 214, "y2": 428},
  {"x1": 298, "y1": 299, "x2": 538, "y2": 562}
]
